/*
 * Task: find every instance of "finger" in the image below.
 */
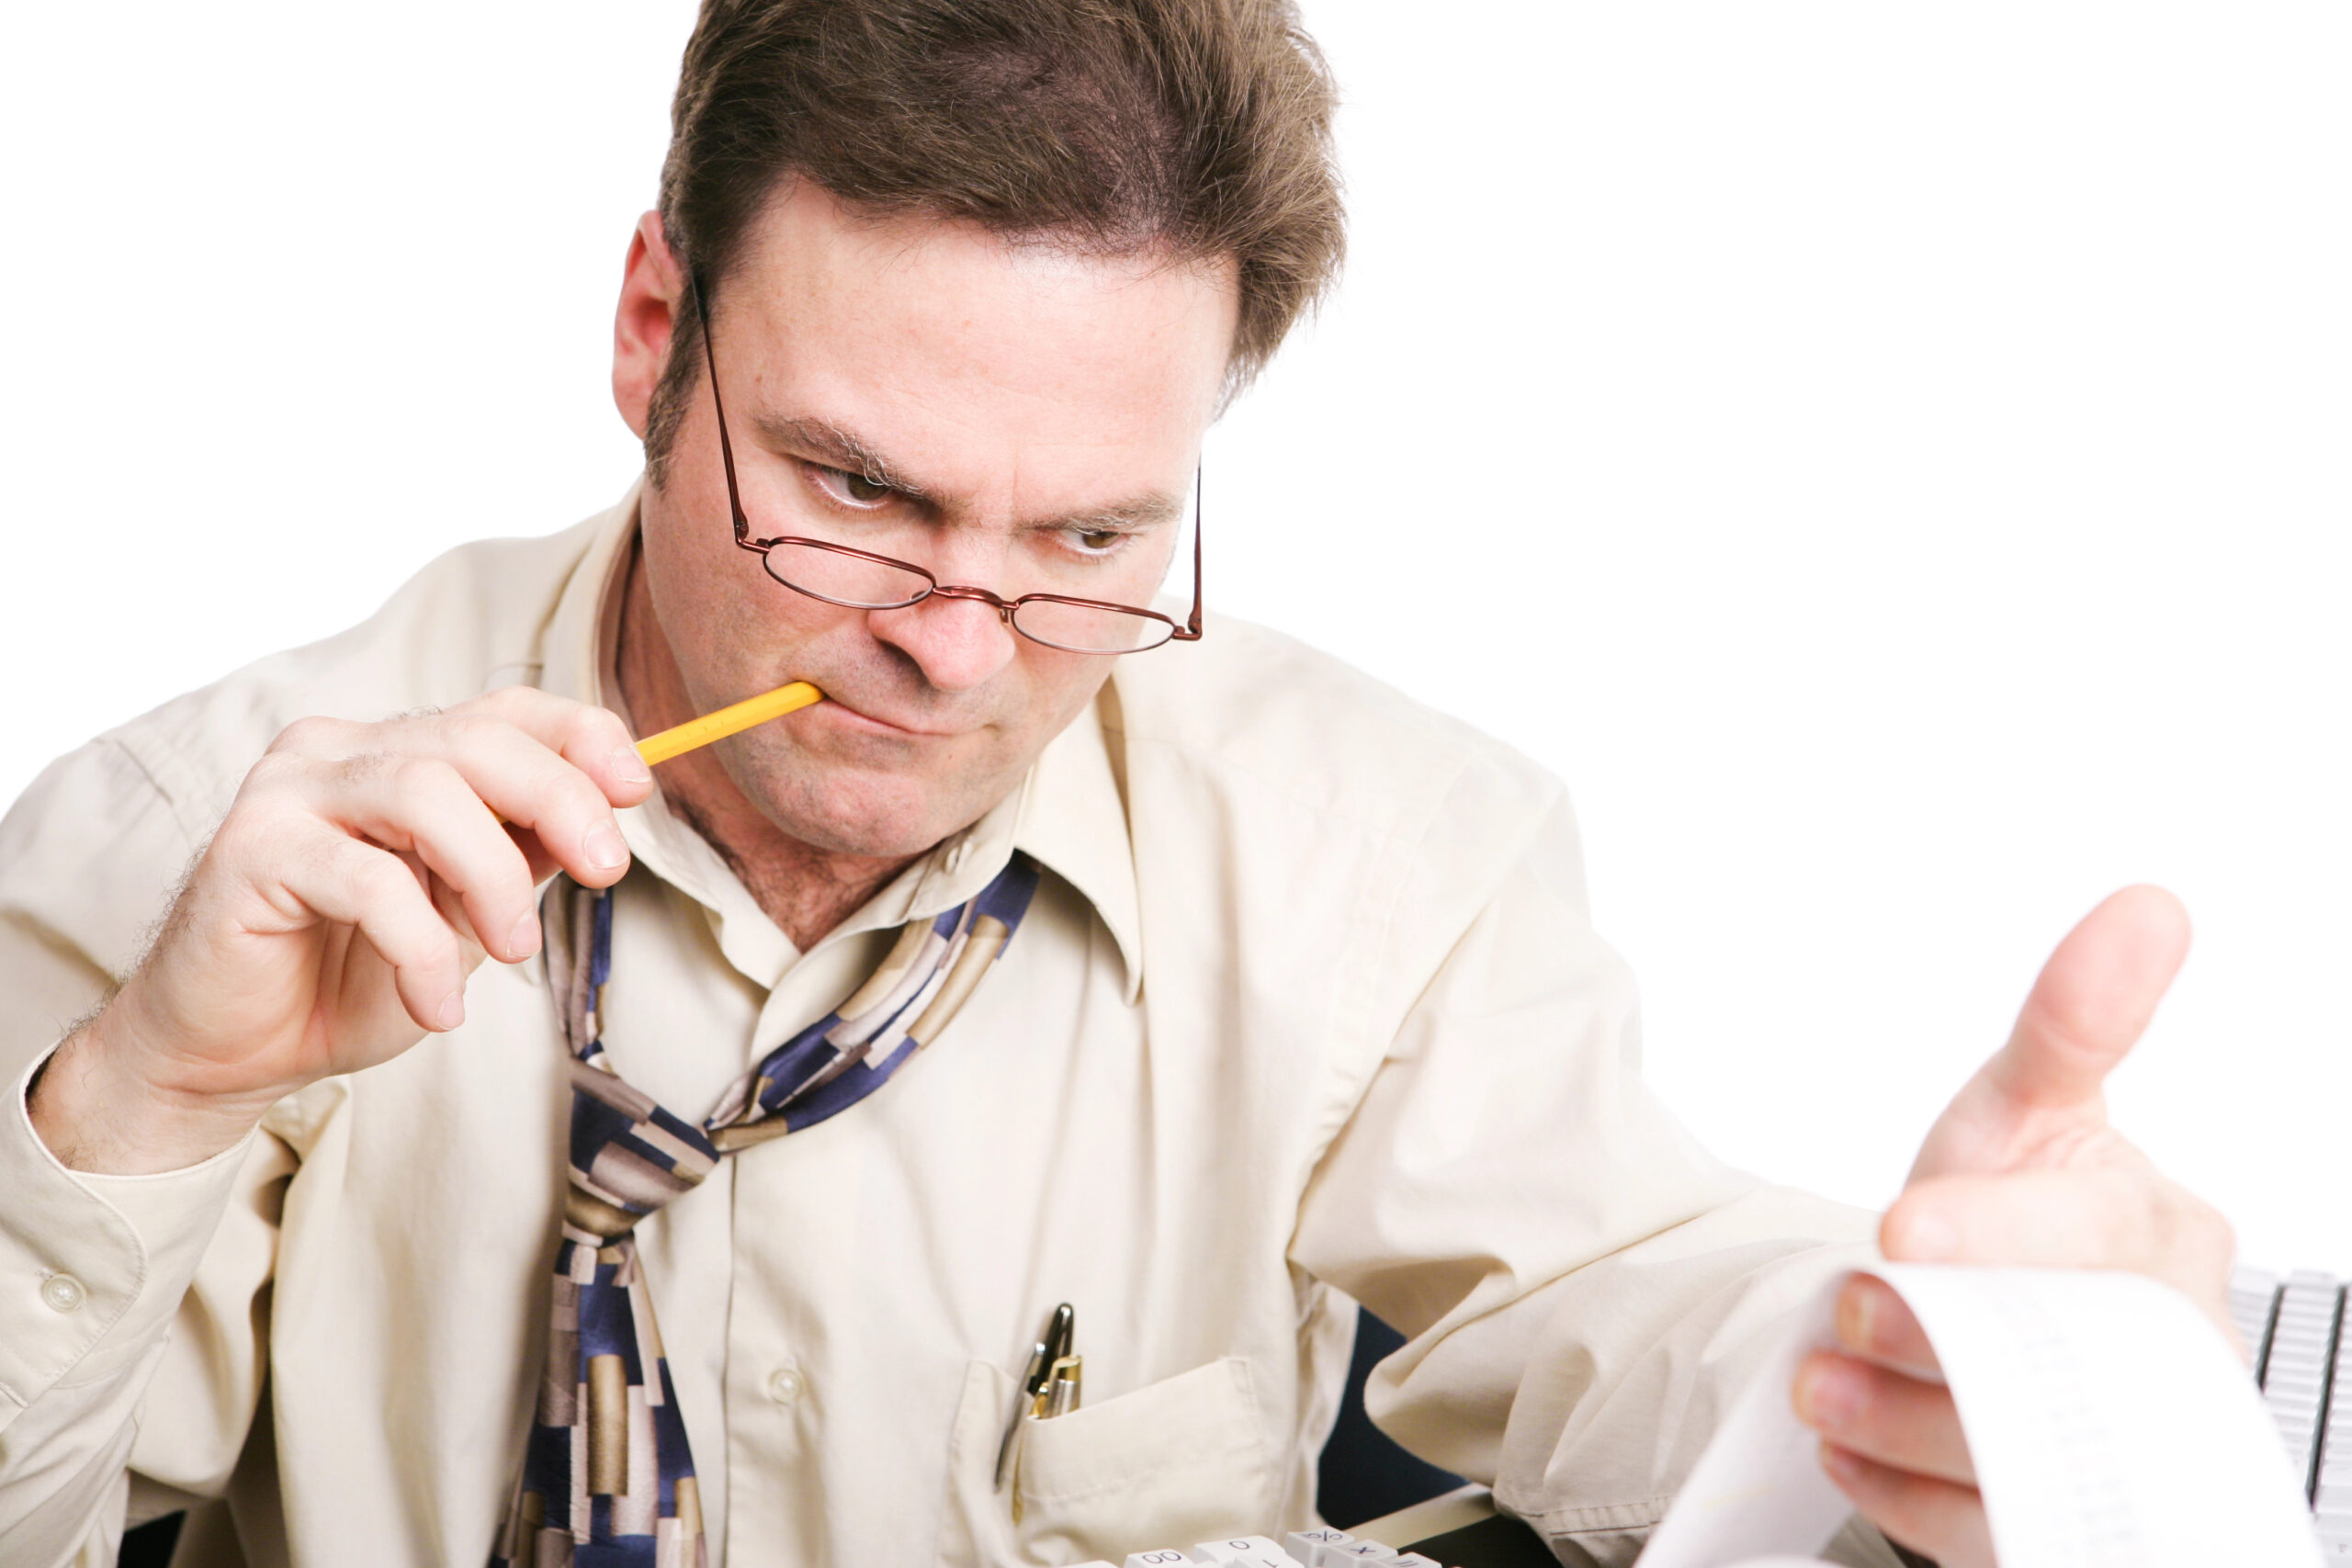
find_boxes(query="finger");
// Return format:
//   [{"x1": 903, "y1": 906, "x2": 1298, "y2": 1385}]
[
  {"x1": 314, "y1": 755, "x2": 544, "y2": 964},
  {"x1": 1986, "y1": 885, "x2": 2189, "y2": 1115},
  {"x1": 505, "y1": 823, "x2": 567, "y2": 889},
  {"x1": 1906, "y1": 886, "x2": 2189, "y2": 1185},
  {"x1": 267, "y1": 694, "x2": 652, "y2": 886},
  {"x1": 1834, "y1": 1274, "x2": 1942, "y2": 1380},
  {"x1": 348, "y1": 710, "x2": 638, "y2": 891},
  {"x1": 1819, "y1": 1442, "x2": 1996, "y2": 1568},
  {"x1": 416, "y1": 852, "x2": 486, "y2": 953},
  {"x1": 1794, "y1": 1350, "x2": 1974, "y2": 1486},
  {"x1": 277, "y1": 694, "x2": 655, "y2": 808},
  {"x1": 464, "y1": 685, "x2": 657, "y2": 808},
  {"x1": 1885, "y1": 1167, "x2": 2236, "y2": 1310},
  {"x1": 250, "y1": 829, "x2": 472, "y2": 1032}
]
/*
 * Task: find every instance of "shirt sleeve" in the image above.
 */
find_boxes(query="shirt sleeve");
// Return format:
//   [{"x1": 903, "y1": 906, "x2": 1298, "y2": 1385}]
[
  {"x1": 0, "y1": 739, "x2": 285, "y2": 1563},
  {"x1": 1288, "y1": 767, "x2": 1880, "y2": 1567}
]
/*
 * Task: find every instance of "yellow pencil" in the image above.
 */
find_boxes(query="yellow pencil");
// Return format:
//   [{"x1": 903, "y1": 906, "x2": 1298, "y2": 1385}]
[{"x1": 635, "y1": 680, "x2": 824, "y2": 767}]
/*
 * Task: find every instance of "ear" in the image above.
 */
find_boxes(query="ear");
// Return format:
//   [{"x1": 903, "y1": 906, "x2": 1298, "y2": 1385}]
[{"x1": 614, "y1": 210, "x2": 686, "y2": 439}]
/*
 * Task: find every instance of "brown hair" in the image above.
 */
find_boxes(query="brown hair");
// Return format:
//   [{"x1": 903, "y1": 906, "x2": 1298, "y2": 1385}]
[{"x1": 643, "y1": 0, "x2": 1344, "y2": 482}]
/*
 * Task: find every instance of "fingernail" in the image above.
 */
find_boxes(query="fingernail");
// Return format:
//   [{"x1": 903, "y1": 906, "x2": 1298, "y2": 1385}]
[
  {"x1": 1795, "y1": 1362, "x2": 1860, "y2": 1431},
  {"x1": 1895, "y1": 1208, "x2": 1962, "y2": 1261},
  {"x1": 1838, "y1": 1280, "x2": 1878, "y2": 1352},
  {"x1": 611, "y1": 746, "x2": 651, "y2": 786},
  {"x1": 585, "y1": 824, "x2": 628, "y2": 873},
  {"x1": 435, "y1": 993, "x2": 466, "y2": 1032},
  {"x1": 506, "y1": 909, "x2": 540, "y2": 960}
]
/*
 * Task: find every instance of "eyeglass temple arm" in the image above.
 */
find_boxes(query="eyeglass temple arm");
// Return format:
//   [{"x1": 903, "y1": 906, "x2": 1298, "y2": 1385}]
[
  {"x1": 1175, "y1": 465, "x2": 1204, "y2": 641},
  {"x1": 691, "y1": 271, "x2": 755, "y2": 547}
]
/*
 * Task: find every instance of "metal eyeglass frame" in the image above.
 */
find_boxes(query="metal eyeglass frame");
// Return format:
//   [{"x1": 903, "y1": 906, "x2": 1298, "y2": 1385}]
[{"x1": 692, "y1": 275, "x2": 1204, "y2": 655}]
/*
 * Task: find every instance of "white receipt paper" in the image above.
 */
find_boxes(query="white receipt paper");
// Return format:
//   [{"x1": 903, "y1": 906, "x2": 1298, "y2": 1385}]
[{"x1": 1635, "y1": 1263, "x2": 2322, "y2": 1568}]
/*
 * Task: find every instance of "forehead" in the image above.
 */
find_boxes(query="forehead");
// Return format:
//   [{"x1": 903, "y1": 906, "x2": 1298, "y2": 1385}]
[{"x1": 714, "y1": 182, "x2": 1239, "y2": 491}]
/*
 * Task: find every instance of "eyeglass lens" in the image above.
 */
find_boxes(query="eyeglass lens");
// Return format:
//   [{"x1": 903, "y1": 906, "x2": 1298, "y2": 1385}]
[{"x1": 759, "y1": 542, "x2": 1177, "y2": 654}]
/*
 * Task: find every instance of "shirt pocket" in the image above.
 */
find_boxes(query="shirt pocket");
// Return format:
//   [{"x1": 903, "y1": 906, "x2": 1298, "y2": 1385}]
[{"x1": 938, "y1": 1355, "x2": 1278, "y2": 1566}]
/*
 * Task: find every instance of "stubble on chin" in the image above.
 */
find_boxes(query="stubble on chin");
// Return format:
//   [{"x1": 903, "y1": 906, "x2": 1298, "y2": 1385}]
[{"x1": 708, "y1": 723, "x2": 1007, "y2": 858}]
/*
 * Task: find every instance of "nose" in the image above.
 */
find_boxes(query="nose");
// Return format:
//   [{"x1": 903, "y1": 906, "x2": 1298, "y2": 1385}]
[{"x1": 865, "y1": 592, "x2": 1019, "y2": 694}]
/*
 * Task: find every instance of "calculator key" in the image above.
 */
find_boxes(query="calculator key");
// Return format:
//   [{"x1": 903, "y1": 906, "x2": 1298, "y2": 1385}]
[
  {"x1": 1125, "y1": 1553, "x2": 1193, "y2": 1568},
  {"x1": 1326, "y1": 1542, "x2": 1397, "y2": 1562},
  {"x1": 1391, "y1": 1557, "x2": 1442, "y2": 1568},
  {"x1": 1193, "y1": 1540, "x2": 1286, "y2": 1564},
  {"x1": 1284, "y1": 1529, "x2": 1352, "y2": 1563}
]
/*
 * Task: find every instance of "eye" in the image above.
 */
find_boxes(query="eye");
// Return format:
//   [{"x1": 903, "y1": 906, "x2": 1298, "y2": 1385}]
[
  {"x1": 1069, "y1": 527, "x2": 1125, "y2": 556},
  {"x1": 808, "y1": 463, "x2": 894, "y2": 507}
]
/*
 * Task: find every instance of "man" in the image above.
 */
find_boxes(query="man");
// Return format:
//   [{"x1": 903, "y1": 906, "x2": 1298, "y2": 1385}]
[{"x1": 0, "y1": 3, "x2": 2231, "y2": 1565}]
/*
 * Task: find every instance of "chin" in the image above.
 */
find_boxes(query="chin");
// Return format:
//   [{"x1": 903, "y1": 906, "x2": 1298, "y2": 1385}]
[{"x1": 769, "y1": 766, "x2": 979, "y2": 860}]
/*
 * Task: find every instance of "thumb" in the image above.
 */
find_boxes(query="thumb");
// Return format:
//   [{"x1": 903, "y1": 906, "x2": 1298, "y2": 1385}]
[
  {"x1": 1906, "y1": 885, "x2": 2190, "y2": 1185},
  {"x1": 1984, "y1": 884, "x2": 2190, "y2": 1114}
]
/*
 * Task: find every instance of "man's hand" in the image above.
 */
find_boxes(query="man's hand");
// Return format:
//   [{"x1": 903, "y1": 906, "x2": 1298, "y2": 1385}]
[
  {"x1": 1791, "y1": 886, "x2": 2236, "y2": 1567},
  {"x1": 28, "y1": 687, "x2": 654, "y2": 1175}
]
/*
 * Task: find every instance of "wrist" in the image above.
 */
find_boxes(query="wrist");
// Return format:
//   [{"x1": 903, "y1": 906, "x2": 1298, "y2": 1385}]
[{"x1": 27, "y1": 1010, "x2": 276, "y2": 1176}]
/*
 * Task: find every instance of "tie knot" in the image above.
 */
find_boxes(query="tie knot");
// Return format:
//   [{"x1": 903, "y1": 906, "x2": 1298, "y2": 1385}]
[
  {"x1": 562, "y1": 1185, "x2": 646, "y2": 1244},
  {"x1": 561, "y1": 1055, "x2": 720, "y2": 1244}
]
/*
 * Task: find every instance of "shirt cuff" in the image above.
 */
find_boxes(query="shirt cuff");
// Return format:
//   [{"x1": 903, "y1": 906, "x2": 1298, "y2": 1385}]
[{"x1": 0, "y1": 1049, "x2": 254, "y2": 1411}]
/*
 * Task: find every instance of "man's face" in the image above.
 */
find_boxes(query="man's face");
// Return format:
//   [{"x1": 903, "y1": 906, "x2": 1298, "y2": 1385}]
[{"x1": 622, "y1": 183, "x2": 1238, "y2": 858}]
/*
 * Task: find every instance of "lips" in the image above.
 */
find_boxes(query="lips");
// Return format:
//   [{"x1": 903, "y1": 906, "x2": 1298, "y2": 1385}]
[{"x1": 808, "y1": 692, "x2": 964, "y2": 739}]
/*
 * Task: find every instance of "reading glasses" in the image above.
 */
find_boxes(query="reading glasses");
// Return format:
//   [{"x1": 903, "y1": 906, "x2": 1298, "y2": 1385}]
[{"x1": 694, "y1": 279, "x2": 1204, "y2": 657}]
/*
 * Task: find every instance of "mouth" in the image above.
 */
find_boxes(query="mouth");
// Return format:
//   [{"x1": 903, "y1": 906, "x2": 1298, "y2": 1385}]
[{"x1": 809, "y1": 693, "x2": 966, "y2": 740}]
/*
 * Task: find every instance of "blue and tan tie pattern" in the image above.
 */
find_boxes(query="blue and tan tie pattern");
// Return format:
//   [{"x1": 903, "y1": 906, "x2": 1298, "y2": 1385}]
[{"x1": 492, "y1": 856, "x2": 1041, "y2": 1567}]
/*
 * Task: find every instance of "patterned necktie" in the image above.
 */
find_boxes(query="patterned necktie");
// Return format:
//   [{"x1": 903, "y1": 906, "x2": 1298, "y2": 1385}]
[{"x1": 492, "y1": 855, "x2": 1041, "y2": 1568}]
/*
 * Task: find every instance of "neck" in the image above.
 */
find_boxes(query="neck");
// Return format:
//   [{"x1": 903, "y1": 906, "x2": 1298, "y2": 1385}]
[{"x1": 613, "y1": 539, "x2": 921, "y2": 950}]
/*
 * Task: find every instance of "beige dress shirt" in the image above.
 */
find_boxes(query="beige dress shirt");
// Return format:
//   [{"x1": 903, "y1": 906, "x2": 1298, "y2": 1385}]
[{"x1": 0, "y1": 491, "x2": 1877, "y2": 1568}]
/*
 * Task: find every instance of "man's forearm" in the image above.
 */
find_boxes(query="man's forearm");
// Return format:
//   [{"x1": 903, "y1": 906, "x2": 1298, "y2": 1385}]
[{"x1": 27, "y1": 1019, "x2": 274, "y2": 1177}]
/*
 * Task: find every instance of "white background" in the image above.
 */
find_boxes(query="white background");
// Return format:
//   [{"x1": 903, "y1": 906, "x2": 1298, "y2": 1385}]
[{"x1": 2, "y1": 6, "x2": 2344, "y2": 1272}]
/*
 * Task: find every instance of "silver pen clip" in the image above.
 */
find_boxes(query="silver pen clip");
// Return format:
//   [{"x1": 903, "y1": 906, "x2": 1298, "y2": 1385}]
[
  {"x1": 1041, "y1": 1353, "x2": 1083, "y2": 1419},
  {"x1": 994, "y1": 1303, "x2": 1073, "y2": 1492}
]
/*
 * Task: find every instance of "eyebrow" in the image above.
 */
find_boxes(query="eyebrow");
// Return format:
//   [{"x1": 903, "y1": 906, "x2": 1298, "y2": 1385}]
[
  {"x1": 1047, "y1": 491, "x2": 1187, "y2": 534},
  {"x1": 749, "y1": 412, "x2": 1186, "y2": 534},
  {"x1": 753, "y1": 414, "x2": 930, "y2": 502}
]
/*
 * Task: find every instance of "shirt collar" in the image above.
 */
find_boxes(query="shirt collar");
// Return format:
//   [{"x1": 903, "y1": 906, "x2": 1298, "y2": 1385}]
[
  {"x1": 535, "y1": 483, "x2": 1145, "y2": 1002},
  {"x1": 1012, "y1": 694, "x2": 1144, "y2": 1004}
]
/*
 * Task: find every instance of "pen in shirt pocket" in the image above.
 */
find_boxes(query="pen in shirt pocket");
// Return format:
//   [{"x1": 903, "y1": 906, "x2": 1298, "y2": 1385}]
[
  {"x1": 995, "y1": 1302, "x2": 1076, "y2": 1491},
  {"x1": 1040, "y1": 1352, "x2": 1082, "y2": 1417}
]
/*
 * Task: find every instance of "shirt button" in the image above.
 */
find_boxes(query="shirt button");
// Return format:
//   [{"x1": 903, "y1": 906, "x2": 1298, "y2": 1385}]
[
  {"x1": 766, "y1": 1364, "x2": 806, "y2": 1406},
  {"x1": 40, "y1": 1273, "x2": 86, "y2": 1314}
]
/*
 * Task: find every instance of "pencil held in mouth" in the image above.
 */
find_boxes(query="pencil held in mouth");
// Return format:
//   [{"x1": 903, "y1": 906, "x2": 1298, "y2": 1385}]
[{"x1": 635, "y1": 680, "x2": 824, "y2": 766}]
